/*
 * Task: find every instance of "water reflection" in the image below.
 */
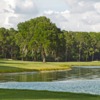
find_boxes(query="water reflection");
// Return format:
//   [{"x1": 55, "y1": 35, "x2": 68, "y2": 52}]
[
  {"x1": 0, "y1": 71, "x2": 67, "y2": 82},
  {"x1": 0, "y1": 66, "x2": 100, "y2": 82},
  {"x1": 71, "y1": 66, "x2": 100, "y2": 79}
]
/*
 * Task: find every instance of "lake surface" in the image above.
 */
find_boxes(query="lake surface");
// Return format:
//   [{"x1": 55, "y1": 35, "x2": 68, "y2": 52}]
[
  {"x1": 0, "y1": 66, "x2": 100, "y2": 82},
  {"x1": 0, "y1": 66, "x2": 100, "y2": 95}
]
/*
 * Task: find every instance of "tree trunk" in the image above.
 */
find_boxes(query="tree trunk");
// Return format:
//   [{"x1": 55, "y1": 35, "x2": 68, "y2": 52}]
[
  {"x1": 22, "y1": 56, "x2": 24, "y2": 61},
  {"x1": 4, "y1": 51, "x2": 7, "y2": 59},
  {"x1": 10, "y1": 48, "x2": 13, "y2": 59},
  {"x1": 42, "y1": 48, "x2": 46, "y2": 63},
  {"x1": 92, "y1": 53, "x2": 94, "y2": 61},
  {"x1": 43, "y1": 57, "x2": 46, "y2": 63},
  {"x1": 85, "y1": 52, "x2": 89, "y2": 61},
  {"x1": 65, "y1": 48, "x2": 68, "y2": 61},
  {"x1": 33, "y1": 52, "x2": 37, "y2": 61},
  {"x1": 78, "y1": 49, "x2": 81, "y2": 61}
]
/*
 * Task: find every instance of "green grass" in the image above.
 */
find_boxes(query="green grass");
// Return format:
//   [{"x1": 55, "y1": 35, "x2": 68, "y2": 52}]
[
  {"x1": 0, "y1": 59, "x2": 100, "y2": 73},
  {"x1": 0, "y1": 60, "x2": 70, "y2": 73},
  {"x1": 0, "y1": 89, "x2": 100, "y2": 100},
  {"x1": 61, "y1": 61, "x2": 100, "y2": 66},
  {"x1": 0, "y1": 60, "x2": 100, "y2": 99}
]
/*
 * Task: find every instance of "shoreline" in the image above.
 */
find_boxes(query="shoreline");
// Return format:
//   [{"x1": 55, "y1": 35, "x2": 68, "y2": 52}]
[{"x1": 0, "y1": 60, "x2": 100, "y2": 73}]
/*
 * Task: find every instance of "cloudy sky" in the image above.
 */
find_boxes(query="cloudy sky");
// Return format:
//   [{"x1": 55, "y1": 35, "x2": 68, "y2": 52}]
[{"x1": 0, "y1": 0, "x2": 100, "y2": 32}]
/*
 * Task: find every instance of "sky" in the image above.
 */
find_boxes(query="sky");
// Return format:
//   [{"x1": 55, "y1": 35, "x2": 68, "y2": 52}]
[{"x1": 0, "y1": 0, "x2": 100, "y2": 32}]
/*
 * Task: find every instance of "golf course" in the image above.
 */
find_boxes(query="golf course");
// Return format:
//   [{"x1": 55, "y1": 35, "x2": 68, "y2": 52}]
[
  {"x1": 0, "y1": 60, "x2": 100, "y2": 100},
  {"x1": 0, "y1": 59, "x2": 100, "y2": 73},
  {"x1": 0, "y1": 0, "x2": 100, "y2": 99}
]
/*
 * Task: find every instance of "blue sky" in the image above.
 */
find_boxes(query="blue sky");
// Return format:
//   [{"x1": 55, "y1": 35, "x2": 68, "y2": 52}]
[
  {"x1": 0, "y1": 0, "x2": 100, "y2": 32},
  {"x1": 35, "y1": 0, "x2": 68, "y2": 12}
]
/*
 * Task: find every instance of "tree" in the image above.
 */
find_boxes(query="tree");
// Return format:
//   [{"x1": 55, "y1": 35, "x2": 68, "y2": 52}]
[
  {"x1": 0, "y1": 16, "x2": 100, "y2": 62},
  {"x1": 64, "y1": 31, "x2": 76, "y2": 61},
  {"x1": 89, "y1": 32, "x2": 99, "y2": 61},
  {"x1": 8, "y1": 28, "x2": 18, "y2": 59},
  {"x1": 17, "y1": 16, "x2": 64, "y2": 62},
  {"x1": 16, "y1": 21, "x2": 31, "y2": 60},
  {"x1": 0, "y1": 28, "x2": 9, "y2": 58},
  {"x1": 31, "y1": 17, "x2": 65, "y2": 62}
]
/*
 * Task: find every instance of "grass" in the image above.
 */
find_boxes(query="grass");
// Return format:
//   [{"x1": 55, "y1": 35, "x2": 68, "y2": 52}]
[
  {"x1": 0, "y1": 89, "x2": 100, "y2": 100},
  {"x1": 0, "y1": 59, "x2": 100, "y2": 73},
  {"x1": 61, "y1": 61, "x2": 100, "y2": 66},
  {"x1": 0, "y1": 60, "x2": 100, "y2": 99},
  {"x1": 0, "y1": 59, "x2": 70, "y2": 73}
]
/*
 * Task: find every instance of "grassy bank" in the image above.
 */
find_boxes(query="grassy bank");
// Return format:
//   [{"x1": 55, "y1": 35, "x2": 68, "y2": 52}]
[
  {"x1": 0, "y1": 59, "x2": 100, "y2": 73},
  {"x1": 0, "y1": 89, "x2": 100, "y2": 100},
  {"x1": 0, "y1": 59, "x2": 70, "y2": 73}
]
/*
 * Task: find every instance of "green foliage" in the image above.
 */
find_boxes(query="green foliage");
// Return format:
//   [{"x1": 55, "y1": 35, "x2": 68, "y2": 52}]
[
  {"x1": 64, "y1": 31, "x2": 100, "y2": 61},
  {"x1": 0, "y1": 28, "x2": 18, "y2": 59},
  {"x1": 0, "y1": 16, "x2": 100, "y2": 62},
  {"x1": 16, "y1": 16, "x2": 64, "y2": 62}
]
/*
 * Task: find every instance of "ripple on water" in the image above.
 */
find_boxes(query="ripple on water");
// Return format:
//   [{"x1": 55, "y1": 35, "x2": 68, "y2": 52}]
[
  {"x1": 73, "y1": 66, "x2": 100, "y2": 69},
  {"x1": 0, "y1": 79, "x2": 100, "y2": 95}
]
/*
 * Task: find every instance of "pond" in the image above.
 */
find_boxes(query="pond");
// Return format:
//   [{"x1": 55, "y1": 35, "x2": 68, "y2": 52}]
[
  {"x1": 0, "y1": 66, "x2": 100, "y2": 82},
  {"x1": 0, "y1": 66, "x2": 100, "y2": 95}
]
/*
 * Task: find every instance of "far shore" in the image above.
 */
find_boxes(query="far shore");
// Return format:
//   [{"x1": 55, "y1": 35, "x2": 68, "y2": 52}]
[{"x1": 0, "y1": 59, "x2": 100, "y2": 73}]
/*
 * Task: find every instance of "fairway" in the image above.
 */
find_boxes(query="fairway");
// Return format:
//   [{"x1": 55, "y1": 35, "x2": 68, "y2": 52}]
[
  {"x1": 0, "y1": 89, "x2": 100, "y2": 100},
  {"x1": 0, "y1": 60, "x2": 70, "y2": 73},
  {"x1": 0, "y1": 60, "x2": 100, "y2": 73}
]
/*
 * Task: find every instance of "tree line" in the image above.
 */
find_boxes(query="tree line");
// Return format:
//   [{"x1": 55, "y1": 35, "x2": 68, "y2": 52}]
[{"x1": 0, "y1": 16, "x2": 100, "y2": 62}]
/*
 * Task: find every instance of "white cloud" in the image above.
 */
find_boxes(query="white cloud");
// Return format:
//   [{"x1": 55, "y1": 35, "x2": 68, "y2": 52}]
[
  {"x1": 0, "y1": 0, "x2": 38, "y2": 28},
  {"x1": 44, "y1": 10, "x2": 70, "y2": 28},
  {"x1": 14, "y1": 0, "x2": 38, "y2": 14},
  {"x1": 43, "y1": 0, "x2": 100, "y2": 32},
  {"x1": 0, "y1": 0, "x2": 100, "y2": 32},
  {"x1": 94, "y1": 2, "x2": 100, "y2": 13}
]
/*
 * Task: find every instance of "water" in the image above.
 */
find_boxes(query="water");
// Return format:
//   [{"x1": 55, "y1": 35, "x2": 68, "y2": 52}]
[
  {"x1": 0, "y1": 80, "x2": 100, "y2": 95},
  {"x1": 0, "y1": 66, "x2": 100, "y2": 82},
  {"x1": 0, "y1": 66, "x2": 100, "y2": 95},
  {"x1": 0, "y1": 71, "x2": 68, "y2": 82}
]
